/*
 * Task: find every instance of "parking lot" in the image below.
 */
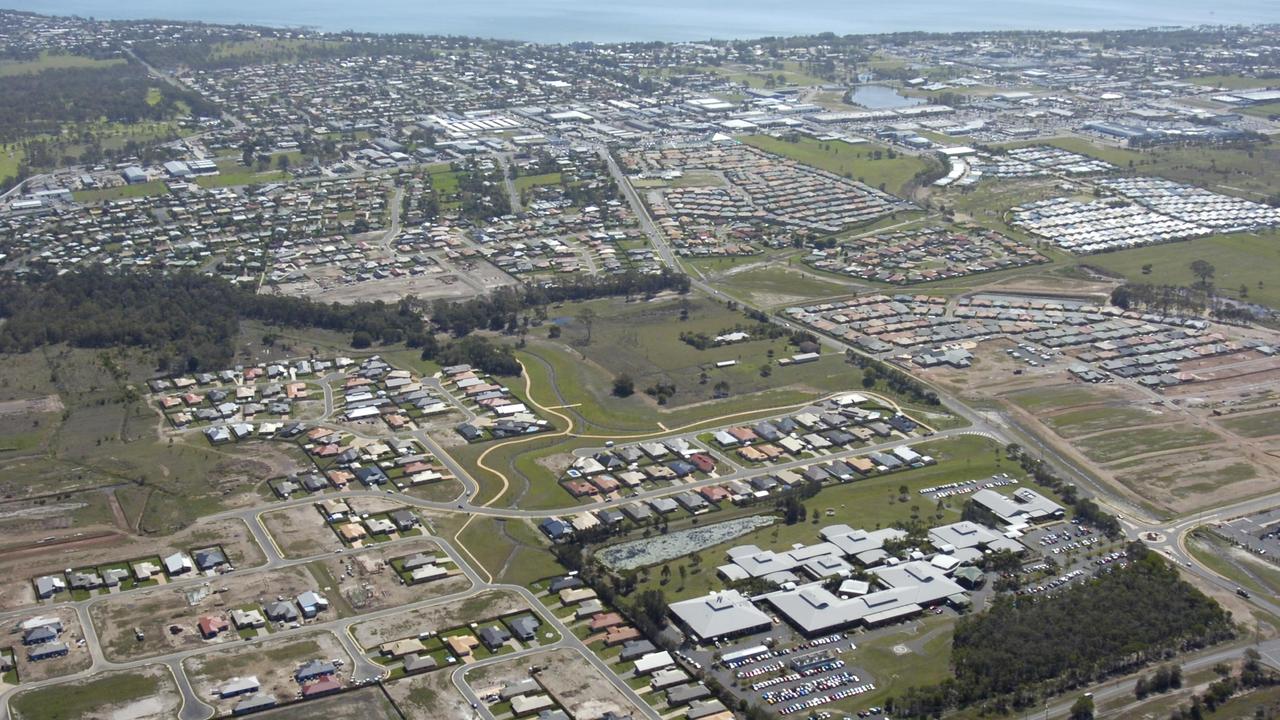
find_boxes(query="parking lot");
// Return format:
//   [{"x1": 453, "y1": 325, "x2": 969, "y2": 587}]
[{"x1": 1218, "y1": 510, "x2": 1280, "y2": 557}]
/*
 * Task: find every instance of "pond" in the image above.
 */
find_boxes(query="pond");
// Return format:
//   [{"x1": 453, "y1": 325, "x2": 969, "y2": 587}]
[
  {"x1": 596, "y1": 515, "x2": 776, "y2": 571},
  {"x1": 847, "y1": 85, "x2": 925, "y2": 110}
]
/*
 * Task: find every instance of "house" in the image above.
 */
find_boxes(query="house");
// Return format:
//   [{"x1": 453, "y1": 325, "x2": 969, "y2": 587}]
[
  {"x1": 295, "y1": 660, "x2": 336, "y2": 683},
  {"x1": 507, "y1": 614, "x2": 541, "y2": 641},
  {"x1": 446, "y1": 634, "x2": 479, "y2": 657},
  {"x1": 23, "y1": 625, "x2": 59, "y2": 645},
  {"x1": 164, "y1": 552, "x2": 193, "y2": 576},
  {"x1": 27, "y1": 642, "x2": 68, "y2": 661},
  {"x1": 619, "y1": 639, "x2": 657, "y2": 662},
  {"x1": 193, "y1": 547, "x2": 228, "y2": 571},
  {"x1": 667, "y1": 682, "x2": 712, "y2": 706},
  {"x1": 338, "y1": 523, "x2": 367, "y2": 542},
  {"x1": 301, "y1": 676, "x2": 343, "y2": 698},
  {"x1": 233, "y1": 694, "x2": 277, "y2": 715},
  {"x1": 479, "y1": 625, "x2": 512, "y2": 651},
  {"x1": 381, "y1": 638, "x2": 427, "y2": 657},
  {"x1": 558, "y1": 587, "x2": 597, "y2": 605},
  {"x1": 389, "y1": 509, "x2": 418, "y2": 531},
  {"x1": 402, "y1": 653, "x2": 438, "y2": 675},
  {"x1": 34, "y1": 575, "x2": 66, "y2": 599},
  {"x1": 511, "y1": 694, "x2": 555, "y2": 717},
  {"x1": 500, "y1": 678, "x2": 542, "y2": 700},
  {"x1": 266, "y1": 601, "x2": 299, "y2": 623},
  {"x1": 588, "y1": 612, "x2": 624, "y2": 632},
  {"x1": 539, "y1": 518, "x2": 572, "y2": 541},
  {"x1": 218, "y1": 677, "x2": 261, "y2": 698},
  {"x1": 633, "y1": 651, "x2": 675, "y2": 676},
  {"x1": 198, "y1": 615, "x2": 230, "y2": 639},
  {"x1": 231, "y1": 608, "x2": 266, "y2": 629},
  {"x1": 296, "y1": 591, "x2": 329, "y2": 618}
]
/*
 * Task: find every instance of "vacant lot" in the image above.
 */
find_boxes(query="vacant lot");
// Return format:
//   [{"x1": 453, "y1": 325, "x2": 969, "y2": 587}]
[
  {"x1": 470, "y1": 647, "x2": 640, "y2": 719},
  {"x1": 350, "y1": 589, "x2": 530, "y2": 650},
  {"x1": 1075, "y1": 424, "x2": 1220, "y2": 464},
  {"x1": 184, "y1": 631, "x2": 352, "y2": 716},
  {"x1": 742, "y1": 135, "x2": 933, "y2": 197},
  {"x1": 385, "y1": 662, "x2": 471, "y2": 719},
  {"x1": 1041, "y1": 405, "x2": 1168, "y2": 438},
  {"x1": 1083, "y1": 230, "x2": 1280, "y2": 310},
  {"x1": 1218, "y1": 409, "x2": 1280, "y2": 439},
  {"x1": 9, "y1": 665, "x2": 178, "y2": 720},
  {"x1": 91, "y1": 564, "x2": 320, "y2": 663},
  {"x1": 261, "y1": 504, "x2": 343, "y2": 558}
]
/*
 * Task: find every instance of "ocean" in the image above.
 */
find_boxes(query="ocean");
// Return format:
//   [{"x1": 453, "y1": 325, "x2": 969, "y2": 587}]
[{"x1": 4, "y1": 0, "x2": 1276, "y2": 42}]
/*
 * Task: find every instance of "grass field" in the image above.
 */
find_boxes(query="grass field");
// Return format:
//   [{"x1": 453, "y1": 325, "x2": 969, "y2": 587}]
[
  {"x1": 1081, "y1": 229, "x2": 1280, "y2": 309},
  {"x1": 1075, "y1": 425, "x2": 1220, "y2": 464},
  {"x1": 0, "y1": 52, "x2": 126, "y2": 77},
  {"x1": 10, "y1": 669, "x2": 164, "y2": 720},
  {"x1": 73, "y1": 181, "x2": 169, "y2": 203},
  {"x1": 514, "y1": 172, "x2": 561, "y2": 194},
  {"x1": 1004, "y1": 135, "x2": 1280, "y2": 200},
  {"x1": 1006, "y1": 386, "x2": 1110, "y2": 414},
  {"x1": 700, "y1": 265, "x2": 855, "y2": 307},
  {"x1": 1218, "y1": 409, "x2": 1280, "y2": 439},
  {"x1": 196, "y1": 159, "x2": 290, "y2": 188},
  {"x1": 1041, "y1": 406, "x2": 1161, "y2": 438},
  {"x1": 741, "y1": 135, "x2": 933, "y2": 196},
  {"x1": 1185, "y1": 74, "x2": 1275, "y2": 90}
]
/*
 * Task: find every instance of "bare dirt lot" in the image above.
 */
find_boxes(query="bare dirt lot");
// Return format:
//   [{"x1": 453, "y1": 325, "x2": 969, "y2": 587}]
[
  {"x1": 927, "y1": 343, "x2": 1280, "y2": 516},
  {"x1": 5, "y1": 607, "x2": 91, "y2": 682},
  {"x1": 248, "y1": 685, "x2": 402, "y2": 720},
  {"x1": 184, "y1": 630, "x2": 352, "y2": 716},
  {"x1": 307, "y1": 538, "x2": 472, "y2": 616},
  {"x1": 384, "y1": 663, "x2": 471, "y2": 718},
  {"x1": 261, "y1": 504, "x2": 343, "y2": 559},
  {"x1": 350, "y1": 589, "x2": 529, "y2": 650},
  {"x1": 469, "y1": 647, "x2": 642, "y2": 720},
  {"x1": 91, "y1": 564, "x2": 321, "y2": 663},
  {"x1": 9, "y1": 664, "x2": 180, "y2": 720},
  {"x1": 0, "y1": 517, "x2": 265, "y2": 611}
]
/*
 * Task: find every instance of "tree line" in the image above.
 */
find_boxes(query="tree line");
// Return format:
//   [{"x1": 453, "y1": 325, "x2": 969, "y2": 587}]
[
  {"x1": 0, "y1": 268, "x2": 428, "y2": 372},
  {"x1": 889, "y1": 545, "x2": 1235, "y2": 718},
  {"x1": 0, "y1": 62, "x2": 218, "y2": 145}
]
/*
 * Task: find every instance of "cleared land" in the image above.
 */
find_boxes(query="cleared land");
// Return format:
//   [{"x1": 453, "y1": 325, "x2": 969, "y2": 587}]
[
  {"x1": 245, "y1": 686, "x2": 402, "y2": 720},
  {"x1": 8, "y1": 665, "x2": 178, "y2": 720},
  {"x1": 1082, "y1": 229, "x2": 1280, "y2": 310},
  {"x1": 742, "y1": 135, "x2": 933, "y2": 197}
]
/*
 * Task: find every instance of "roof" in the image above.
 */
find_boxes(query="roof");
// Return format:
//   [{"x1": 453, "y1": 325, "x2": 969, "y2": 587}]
[
  {"x1": 971, "y1": 487, "x2": 1063, "y2": 524},
  {"x1": 766, "y1": 561, "x2": 966, "y2": 634},
  {"x1": 668, "y1": 590, "x2": 772, "y2": 641}
]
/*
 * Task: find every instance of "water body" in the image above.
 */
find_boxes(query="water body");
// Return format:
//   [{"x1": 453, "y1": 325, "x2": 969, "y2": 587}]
[
  {"x1": 5, "y1": 0, "x2": 1277, "y2": 43},
  {"x1": 847, "y1": 85, "x2": 925, "y2": 110}
]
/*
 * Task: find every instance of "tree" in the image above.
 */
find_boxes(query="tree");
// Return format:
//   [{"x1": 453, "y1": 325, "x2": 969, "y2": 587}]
[
  {"x1": 713, "y1": 380, "x2": 730, "y2": 398},
  {"x1": 1069, "y1": 695, "x2": 1094, "y2": 720},
  {"x1": 576, "y1": 308, "x2": 597, "y2": 345},
  {"x1": 1190, "y1": 259, "x2": 1216, "y2": 289},
  {"x1": 612, "y1": 374, "x2": 635, "y2": 398}
]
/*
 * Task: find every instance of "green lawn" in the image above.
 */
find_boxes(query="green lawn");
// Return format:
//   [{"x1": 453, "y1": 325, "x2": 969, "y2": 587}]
[
  {"x1": 514, "y1": 172, "x2": 561, "y2": 194},
  {"x1": 196, "y1": 159, "x2": 290, "y2": 188},
  {"x1": 10, "y1": 671, "x2": 163, "y2": 720},
  {"x1": 741, "y1": 135, "x2": 933, "y2": 196},
  {"x1": 1081, "y1": 230, "x2": 1280, "y2": 310},
  {"x1": 73, "y1": 181, "x2": 169, "y2": 203}
]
